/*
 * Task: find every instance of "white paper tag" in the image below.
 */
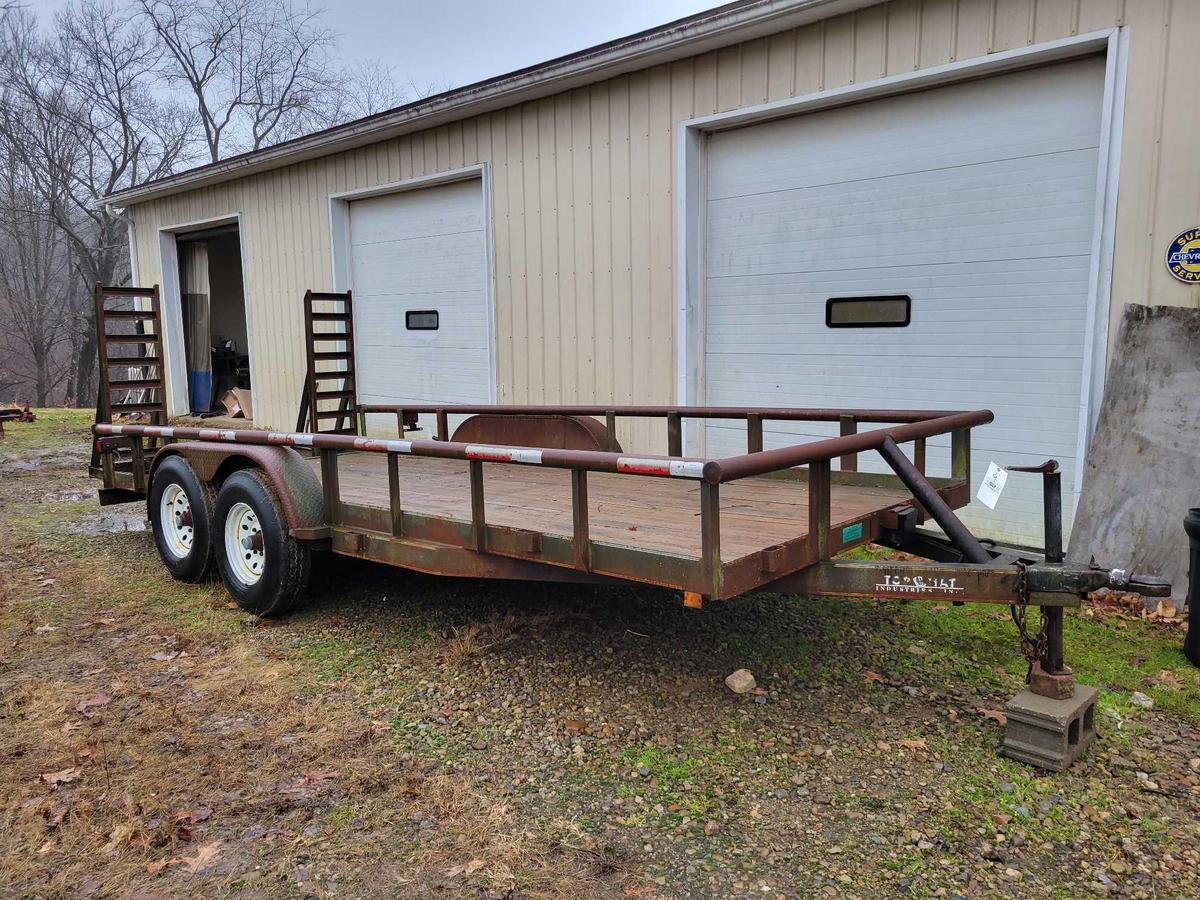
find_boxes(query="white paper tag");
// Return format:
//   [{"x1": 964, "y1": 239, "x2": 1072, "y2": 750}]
[{"x1": 976, "y1": 461, "x2": 1008, "y2": 510}]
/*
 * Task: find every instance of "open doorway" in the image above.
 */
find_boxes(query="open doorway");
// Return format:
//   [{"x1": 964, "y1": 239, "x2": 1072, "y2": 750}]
[{"x1": 175, "y1": 224, "x2": 251, "y2": 417}]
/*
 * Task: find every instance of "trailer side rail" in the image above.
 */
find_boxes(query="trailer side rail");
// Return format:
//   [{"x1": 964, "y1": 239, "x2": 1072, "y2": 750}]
[{"x1": 94, "y1": 407, "x2": 990, "y2": 599}]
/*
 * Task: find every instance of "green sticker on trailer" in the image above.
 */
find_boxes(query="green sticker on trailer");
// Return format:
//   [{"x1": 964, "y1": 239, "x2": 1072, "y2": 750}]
[{"x1": 842, "y1": 522, "x2": 863, "y2": 543}]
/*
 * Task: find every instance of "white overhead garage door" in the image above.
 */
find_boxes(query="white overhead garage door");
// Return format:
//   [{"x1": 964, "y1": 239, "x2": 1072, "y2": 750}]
[
  {"x1": 350, "y1": 178, "x2": 491, "y2": 435},
  {"x1": 702, "y1": 58, "x2": 1106, "y2": 548}
]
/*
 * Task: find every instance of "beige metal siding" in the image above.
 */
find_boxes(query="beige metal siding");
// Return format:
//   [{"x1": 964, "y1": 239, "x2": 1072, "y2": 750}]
[{"x1": 130, "y1": 0, "x2": 1200, "y2": 451}]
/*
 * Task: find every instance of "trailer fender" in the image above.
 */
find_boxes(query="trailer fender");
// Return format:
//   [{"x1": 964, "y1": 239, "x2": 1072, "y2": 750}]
[{"x1": 149, "y1": 443, "x2": 326, "y2": 538}]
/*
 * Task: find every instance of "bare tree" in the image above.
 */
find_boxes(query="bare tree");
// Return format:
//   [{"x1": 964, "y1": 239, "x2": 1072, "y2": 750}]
[
  {"x1": 331, "y1": 60, "x2": 412, "y2": 120},
  {"x1": 0, "y1": 0, "x2": 431, "y2": 407},
  {"x1": 0, "y1": 157, "x2": 74, "y2": 405},
  {"x1": 138, "y1": 0, "x2": 342, "y2": 161},
  {"x1": 0, "y1": 3, "x2": 191, "y2": 405}
]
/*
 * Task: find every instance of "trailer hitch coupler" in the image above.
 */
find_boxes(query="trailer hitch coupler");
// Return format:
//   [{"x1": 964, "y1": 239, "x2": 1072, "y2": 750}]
[{"x1": 1185, "y1": 509, "x2": 1200, "y2": 667}]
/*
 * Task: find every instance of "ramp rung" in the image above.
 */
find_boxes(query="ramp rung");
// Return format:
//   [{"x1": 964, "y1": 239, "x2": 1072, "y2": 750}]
[
  {"x1": 101, "y1": 310, "x2": 159, "y2": 320},
  {"x1": 109, "y1": 379, "x2": 163, "y2": 390}
]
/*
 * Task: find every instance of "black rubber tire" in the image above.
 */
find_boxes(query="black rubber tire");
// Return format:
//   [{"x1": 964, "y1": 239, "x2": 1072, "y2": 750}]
[
  {"x1": 213, "y1": 469, "x2": 311, "y2": 617},
  {"x1": 148, "y1": 455, "x2": 216, "y2": 583}
]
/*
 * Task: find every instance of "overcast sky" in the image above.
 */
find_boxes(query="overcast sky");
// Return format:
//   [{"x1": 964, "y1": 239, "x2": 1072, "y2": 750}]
[
  {"x1": 334, "y1": 0, "x2": 727, "y2": 90},
  {"x1": 40, "y1": 0, "x2": 730, "y2": 92}
]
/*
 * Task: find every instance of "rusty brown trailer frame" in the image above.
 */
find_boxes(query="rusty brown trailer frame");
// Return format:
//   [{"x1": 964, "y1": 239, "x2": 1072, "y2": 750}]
[
  {"x1": 91, "y1": 403, "x2": 1168, "y2": 707},
  {"x1": 95, "y1": 406, "x2": 985, "y2": 596}
]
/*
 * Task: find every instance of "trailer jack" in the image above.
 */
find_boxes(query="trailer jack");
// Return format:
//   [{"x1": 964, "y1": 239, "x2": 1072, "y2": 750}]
[{"x1": 849, "y1": 458, "x2": 1172, "y2": 769}]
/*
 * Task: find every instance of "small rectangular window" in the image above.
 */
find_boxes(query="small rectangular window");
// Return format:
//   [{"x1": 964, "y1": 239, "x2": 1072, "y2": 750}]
[
  {"x1": 406, "y1": 310, "x2": 439, "y2": 331},
  {"x1": 826, "y1": 295, "x2": 911, "y2": 328}
]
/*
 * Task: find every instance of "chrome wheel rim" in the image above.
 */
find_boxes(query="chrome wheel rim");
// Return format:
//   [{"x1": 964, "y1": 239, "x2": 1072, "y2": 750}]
[
  {"x1": 225, "y1": 501, "x2": 265, "y2": 586},
  {"x1": 159, "y1": 483, "x2": 193, "y2": 559}
]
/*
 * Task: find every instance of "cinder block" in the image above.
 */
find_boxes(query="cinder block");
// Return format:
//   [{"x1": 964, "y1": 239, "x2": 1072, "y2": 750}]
[{"x1": 1001, "y1": 685, "x2": 1097, "y2": 771}]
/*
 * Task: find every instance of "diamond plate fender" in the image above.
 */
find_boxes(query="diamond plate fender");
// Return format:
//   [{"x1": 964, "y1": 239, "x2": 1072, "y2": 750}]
[{"x1": 149, "y1": 443, "x2": 326, "y2": 536}]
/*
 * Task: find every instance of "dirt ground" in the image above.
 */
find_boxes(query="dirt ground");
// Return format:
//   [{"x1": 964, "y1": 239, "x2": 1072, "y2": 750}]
[{"x1": 2, "y1": 410, "x2": 1199, "y2": 899}]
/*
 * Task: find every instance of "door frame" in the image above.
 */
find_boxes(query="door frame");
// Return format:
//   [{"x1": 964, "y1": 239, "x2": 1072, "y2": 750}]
[
  {"x1": 327, "y1": 163, "x2": 498, "y2": 404},
  {"x1": 674, "y1": 27, "x2": 1129, "y2": 486},
  {"x1": 156, "y1": 213, "x2": 255, "y2": 418}
]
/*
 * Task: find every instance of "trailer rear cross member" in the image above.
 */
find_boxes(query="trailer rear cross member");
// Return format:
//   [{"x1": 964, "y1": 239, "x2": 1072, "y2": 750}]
[{"x1": 91, "y1": 404, "x2": 1168, "y2": 771}]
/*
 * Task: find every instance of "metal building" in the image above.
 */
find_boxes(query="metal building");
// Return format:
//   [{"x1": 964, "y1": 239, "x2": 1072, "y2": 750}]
[{"x1": 106, "y1": 0, "x2": 1200, "y2": 547}]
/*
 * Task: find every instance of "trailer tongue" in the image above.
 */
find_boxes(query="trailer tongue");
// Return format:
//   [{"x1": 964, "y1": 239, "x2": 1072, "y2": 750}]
[{"x1": 91, "y1": 400, "x2": 1169, "y2": 770}]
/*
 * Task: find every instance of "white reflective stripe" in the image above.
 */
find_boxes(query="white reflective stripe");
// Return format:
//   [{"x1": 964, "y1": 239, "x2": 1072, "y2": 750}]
[
  {"x1": 465, "y1": 445, "x2": 544, "y2": 464},
  {"x1": 219, "y1": 430, "x2": 237, "y2": 440},
  {"x1": 669, "y1": 460, "x2": 706, "y2": 479},
  {"x1": 352, "y1": 438, "x2": 404, "y2": 452},
  {"x1": 511, "y1": 448, "x2": 543, "y2": 464},
  {"x1": 108, "y1": 425, "x2": 123, "y2": 434},
  {"x1": 291, "y1": 434, "x2": 314, "y2": 447},
  {"x1": 158, "y1": 427, "x2": 175, "y2": 438}
]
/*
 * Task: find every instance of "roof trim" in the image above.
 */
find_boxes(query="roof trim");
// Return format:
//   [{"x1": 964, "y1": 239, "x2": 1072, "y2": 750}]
[{"x1": 107, "y1": 0, "x2": 872, "y2": 206}]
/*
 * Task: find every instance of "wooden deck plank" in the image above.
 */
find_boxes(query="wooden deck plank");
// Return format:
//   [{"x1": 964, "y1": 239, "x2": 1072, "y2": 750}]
[{"x1": 313, "y1": 453, "x2": 913, "y2": 563}]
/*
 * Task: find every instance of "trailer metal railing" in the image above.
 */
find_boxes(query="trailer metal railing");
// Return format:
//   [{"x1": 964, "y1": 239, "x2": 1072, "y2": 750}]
[{"x1": 94, "y1": 406, "x2": 991, "y2": 600}]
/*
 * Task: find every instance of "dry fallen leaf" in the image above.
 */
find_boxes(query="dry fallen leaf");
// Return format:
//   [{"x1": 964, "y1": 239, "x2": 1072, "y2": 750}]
[
  {"x1": 149, "y1": 650, "x2": 180, "y2": 662},
  {"x1": 1155, "y1": 600, "x2": 1177, "y2": 619},
  {"x1": 178, "y1": 841, "x2": 222, "y2": 876},
  {"x1": 863, "y1": 670, "x2": 885, "y2": 684},
  {"x1": 564, "y1": 718, "x2": 586, "y2": 735},
  {"x1": 898, "y1": 738, "x2": 928, "y2": 751},
  {"x1": 103, "y1": 822, "x2": 138, "y2": 854},
  {"x1": 75, "y1": 693, "x2": 112, "y2": 718},
  {"x1": 1151, "y1": 672, "x2": 1183, "y2": 692},
  {"x1": 40, "y1": 767, "x2": 81, "y2": 786},
  {"x1": 301, "y1": 769, "x2": 340, "y2": 784},
  {"x1": 979, "y1": 708, "x2": 1008, "y2": 726}
]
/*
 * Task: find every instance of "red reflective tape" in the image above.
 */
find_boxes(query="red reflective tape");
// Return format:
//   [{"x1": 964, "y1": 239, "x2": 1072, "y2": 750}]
[
  {"x1": 465, "y1": 445, "x2": 542, "y2": 464},
  {"x1": 616, "y1": 457, "x2": 671, "y2": 476}
]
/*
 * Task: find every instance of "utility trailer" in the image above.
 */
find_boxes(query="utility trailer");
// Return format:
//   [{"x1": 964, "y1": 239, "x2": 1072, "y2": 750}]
[
  {"x1": 89, "y1": 287, "x2": 1169, "y2": 771},
  {"x1": 90, "y1": 404, "x2": 1172, "y2": 770}
]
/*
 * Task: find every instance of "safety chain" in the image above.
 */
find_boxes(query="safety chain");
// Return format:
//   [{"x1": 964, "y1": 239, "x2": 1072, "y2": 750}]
[{"x1": 1009, "y1": 561, "x2": 1047, "y2": 683}]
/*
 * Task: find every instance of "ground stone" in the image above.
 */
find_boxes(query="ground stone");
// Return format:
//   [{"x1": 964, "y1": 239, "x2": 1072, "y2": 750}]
[{"x1": 725, "y1": 669, "x2": 757, "y2": 694}]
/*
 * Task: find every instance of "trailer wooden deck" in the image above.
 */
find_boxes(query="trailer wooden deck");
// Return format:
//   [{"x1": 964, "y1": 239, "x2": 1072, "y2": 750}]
[
  {"x1": 92, "y1": 405, "x2": 989, "y2": 599},
  {"x1": 317, "y1": 452, "x2": 917, "y2": 565}
]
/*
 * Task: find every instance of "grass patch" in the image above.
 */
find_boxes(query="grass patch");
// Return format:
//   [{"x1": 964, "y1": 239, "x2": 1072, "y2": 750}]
[
  {"x1": 899, "y1": 602, "x2": 1200, "y2": 723},
  {"x1": 0, "y1": 407, "x2": 93, "y2": 459}
]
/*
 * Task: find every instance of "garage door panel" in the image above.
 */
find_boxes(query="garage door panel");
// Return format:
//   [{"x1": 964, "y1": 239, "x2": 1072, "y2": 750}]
[
  {"x1": 349, "y1": 179, "x2": 491, "y2": 419},
  {"x1": 707, "y1": 180, "x2": 1098, "y2": 276},
  {"x1": 349, "y1": 180, "x2": 482, "y2": 242},
  {"x1": 702, "y1": 58, "x2": 1104, "y2": 546},
  {"x1": 356, "y1": 347, "x2": 492, "y2": 403},
  {"x1": 706, "y1": 154, "x2": 1100, "y2": 236},
  {"x1": 352, "y1": 240, "x2": 485, "y2": 296},
  {"x1": 707, "y1": 63, "x2": 1104, "y2": 201}
]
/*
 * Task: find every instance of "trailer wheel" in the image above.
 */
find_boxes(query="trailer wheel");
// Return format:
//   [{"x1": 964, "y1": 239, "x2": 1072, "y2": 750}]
[
  {"x1": 214, "y1": 469, "x2": 311, "y2": 616},
  {"x1": 149, "y1": 455, "x2": 216, "y2": 582}
]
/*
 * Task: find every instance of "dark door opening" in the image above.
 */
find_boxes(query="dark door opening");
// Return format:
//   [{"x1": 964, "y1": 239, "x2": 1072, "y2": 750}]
[{"x1": 177, "y1": 225, "x2": 251, "y2": 417}]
